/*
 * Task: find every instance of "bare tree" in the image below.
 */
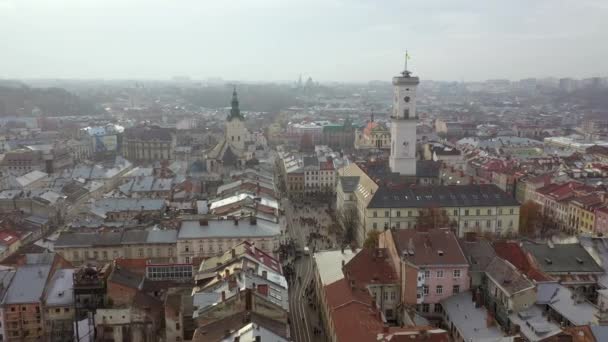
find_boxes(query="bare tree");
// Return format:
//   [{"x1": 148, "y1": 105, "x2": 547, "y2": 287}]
[{"x1": 338, "y1": 205, "x2": 359, "y2": 245}]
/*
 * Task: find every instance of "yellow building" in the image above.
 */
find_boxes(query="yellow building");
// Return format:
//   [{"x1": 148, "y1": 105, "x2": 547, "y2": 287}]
[{"x1": 568, "y1": 194, "x2": 604, "y2": 233}]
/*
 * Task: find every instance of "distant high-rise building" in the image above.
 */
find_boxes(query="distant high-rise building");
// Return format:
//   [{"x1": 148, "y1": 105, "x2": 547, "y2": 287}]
[{"x1": 389, "y1": 59, "x2": 418, "y2": 176}]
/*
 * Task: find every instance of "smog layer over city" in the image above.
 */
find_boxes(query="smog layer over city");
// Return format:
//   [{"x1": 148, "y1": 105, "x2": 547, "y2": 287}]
[{"x1": 0, "y1": 1, "x2": 607, "y2": 341}]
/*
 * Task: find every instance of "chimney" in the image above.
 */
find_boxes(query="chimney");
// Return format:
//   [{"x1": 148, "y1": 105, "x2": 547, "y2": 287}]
[
  {"x1": 221, "y1": 291, "x2": 226, "y2": 302},
  {"x1": 341, "y1": 259, "x2": 345, "y2": 268},
  {"x1": 341, "y1": 245, "x2": 345, "y2": 254},
  {"x1": 231, "y1": 248, "x2": 236, "y2": 258}
]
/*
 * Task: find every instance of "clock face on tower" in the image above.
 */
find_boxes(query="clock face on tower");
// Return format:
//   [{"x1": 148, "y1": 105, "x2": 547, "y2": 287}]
[
  {"x1": 401, "y1": 141, "x2": 409, "y2": 156},
  {"x1": 404, "y1": 96, "x2": 410, "y2": 103}
]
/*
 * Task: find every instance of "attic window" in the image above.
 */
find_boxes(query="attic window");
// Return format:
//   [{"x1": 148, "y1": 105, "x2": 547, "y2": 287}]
[
  {"x1": 576, "y1": 257, "x2": 584, "y2": 264},
  {"x1": 544, "y1": 258, "x2": 552, "y2": 264}
]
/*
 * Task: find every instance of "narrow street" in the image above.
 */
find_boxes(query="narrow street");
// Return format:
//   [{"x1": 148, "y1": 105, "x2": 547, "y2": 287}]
[{"x1": 283, "y1": 197, "x2": 338, "y2": 342}]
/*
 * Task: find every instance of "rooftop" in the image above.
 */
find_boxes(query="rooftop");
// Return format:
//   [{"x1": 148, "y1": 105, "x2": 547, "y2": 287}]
[
  {"x1": 547, "y1": 284, "x2": 598, "y2": 326},
  {"x1": 343, "y1": 248, "x2": 398, "y2": 286},
  {"x1": 485, "y1": 257, "x2": 535, "y2": 295},
  {"x1": 457, "y1": 236, "x2": 496, "y2": 272},
  {"x1": 4, "y1": 264, "x2": 51, "y2": 304},
  {"x1": 313, "y1": 248, "x2": 360, "y2": 286},
  {"x1": 493, "y1": 241, "x2": 552, "y2": 281},
  {"x1": 393, "y1": 229, "x2": 468, "y2": 267},
  {"x1": 45, "y1": 269, "x2": 75, "y2": 307},
  {"x1": 522, "y1": 242, "x2": 604, "y2": 274},
  {"x1": 178, "y1": 218, "x2": 280, "y2": 240},
  {"x1": 339, "y1": 176, "x2": 360, "y2": 193},
  {"x1": 441, "y1": 291, "x2": 507, "y2": 342},
  {"x1": 368, "y1": 184, "x2": 518, "y2": 208}
]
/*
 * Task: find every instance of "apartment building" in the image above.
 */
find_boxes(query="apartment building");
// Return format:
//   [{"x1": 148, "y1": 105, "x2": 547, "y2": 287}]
[
  {"x1": 365, "y1": 184, "x2": 520, "y2": 239},
  {"x1": 177, "y1": 217, "x2": 280, "y2": 264},
  {"x1": 54, "y1": 230, "x2": 178, "y2": 265},
  {"x1": 122, "y1": 126, "x2": 176, "y2": 162},
  {"x1": 380, "y1": 229, "x2": 470, "y2": 318},
  {"x1": 2, "y1": 265, "x2": 52, "y2": 341}
]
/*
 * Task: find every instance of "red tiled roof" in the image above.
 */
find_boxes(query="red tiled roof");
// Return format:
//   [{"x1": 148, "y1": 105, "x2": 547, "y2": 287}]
[
  {"x1": 343, "y1": 248, "x2": 398, "y2": 286},
  {"x1": 325, "y1": 278, "x2": 385, "y2": 342},
  {"x1": 0, "y1": 231, "x2": 20, "y2": 246},
  {"x1": 493, "y1": 241, "x2": 552, "y2": 282},
  {"x1": 392, "y1": 229, "x2": 468, "y2": 266}
]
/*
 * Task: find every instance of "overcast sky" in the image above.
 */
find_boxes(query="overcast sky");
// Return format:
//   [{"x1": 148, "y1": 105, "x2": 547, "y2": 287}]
[{"x1": 1, "y1": 0, "x2": 607, "y2": 82}]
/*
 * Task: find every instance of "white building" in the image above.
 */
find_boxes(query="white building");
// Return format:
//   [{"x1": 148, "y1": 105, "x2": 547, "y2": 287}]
[{"x1": 389, "y1": 62, "x2": 418, "y2": 176}]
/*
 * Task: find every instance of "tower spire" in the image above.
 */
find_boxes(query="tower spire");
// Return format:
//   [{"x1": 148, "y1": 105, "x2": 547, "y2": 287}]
[
  {"x1": 402, "y1": 51, "x2": 411, "y2": 77},
  {"x1": 228, "y1": 86, "x2": 244, "y2": 121}
]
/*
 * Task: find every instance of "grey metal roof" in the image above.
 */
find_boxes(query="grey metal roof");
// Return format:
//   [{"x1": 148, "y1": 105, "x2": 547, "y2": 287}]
[
  {"x1": 367, "y1": 184, "x2": 519, "y2": 208},
  {"x1": 55, "y1": 232, "x2": 123, "y2": 248},
  {"x1": 458, "y1": 238, "x2": 496, "y2": 272},
  {"x1": 4, "y1": 265, "x2": 51, "y2": 304},
  {"x1": 338, "y1": 176, "x2": 359, "y2": 193},
  {"x1": 45, "y1": 269, "x2": 74, "y2": 307},
  {"x1": 416, "y1": 160, "x2": 441, "y2": 178},
  {"x1": 508, "y1": 305, "x2": 561, "y2": 342},
  {"x1": 178, "y1": 219, "x2": 280, "y2": 240},
  {"x1": 121, "y1": 230, "x2": 149, "y2": 245},
  {"x1": 92, "y1": 198, "x2": 165, "y2": 213},
  {"x1": 109, "y1": 267, "x2": 143, "y2": 290},
  {"x1": 0, "y1": 270, "x2": 16, "y2": 303},
  {"x1": 590, "y1": 326, "x2": 608, "y2": 342},
  {"x1": 441, "y1": 291, "x2": 505, "y2": 342},
  {"x1": 522, "y1": 242, "x2": 604, "y2": 274},
  {"x1": 303, "y1": 156, "x2": 319, "y2": 168},
  {"x1": 55, "y1": 229, "x2": 178, "y2": 247},
  {"x1": 146, "y1": 230, "x2": 177, "y2": 244},
  {"x1": 485, "y1": 257, "x2": 534, "y2": 295},
  {"x1": 547, "y1": 284, "x2": 598, "y2": 326}
]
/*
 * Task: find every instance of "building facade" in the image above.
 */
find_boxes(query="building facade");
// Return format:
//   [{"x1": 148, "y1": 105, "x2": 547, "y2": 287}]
[
  {"x1": 122, "y1": 126, "x2": 176, "y2": 162},
  {"x1": 389, "y1": 65, "x2": 418, "y2": 176}
]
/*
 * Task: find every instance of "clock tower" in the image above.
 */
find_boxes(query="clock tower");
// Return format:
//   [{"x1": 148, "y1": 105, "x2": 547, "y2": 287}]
[{"x1": 389, "y1": 56, "x2": 419, "y2": 176}]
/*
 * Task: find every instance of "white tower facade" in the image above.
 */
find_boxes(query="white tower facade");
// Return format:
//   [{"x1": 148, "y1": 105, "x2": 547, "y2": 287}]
[{"x1": 389, "y1": 67, "x2": 419, "y2": 176}]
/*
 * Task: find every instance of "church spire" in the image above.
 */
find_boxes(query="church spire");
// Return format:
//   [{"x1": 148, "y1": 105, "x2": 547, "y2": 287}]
[{"x1": 228, "y1": 86, "x2": 244, "y2": 121}]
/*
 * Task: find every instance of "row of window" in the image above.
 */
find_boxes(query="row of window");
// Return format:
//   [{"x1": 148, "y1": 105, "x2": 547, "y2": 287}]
[
  {"x1": 372, "y1": 208, "x2": 516, "y2": 218},
  {"x1": 422, "y1": 284, "x2": 460, "y2": 295},
  {"x1": 72, "y1": 247, "x2": 175, "y2": 260},
  {"x1": 422, "y1": 269, "x2": 461, "y2": 279}
]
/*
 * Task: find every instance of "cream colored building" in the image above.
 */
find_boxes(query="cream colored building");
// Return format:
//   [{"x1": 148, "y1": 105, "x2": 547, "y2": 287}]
[
  {"x1": 122, "y1": 126, "x2": 176, "y2": 162},
  {"x1": 336, "y1": 164, "x2": 520, "y2": 244},
  {"x1": 177, "y1": 218, "x2": 281, "y2": 264},
  {"x1": 54, "y1": 230, "x2": 178, "y2": 265},
  {"x1": 354, "y1": 118, "x2": 390, "y2": 150}
]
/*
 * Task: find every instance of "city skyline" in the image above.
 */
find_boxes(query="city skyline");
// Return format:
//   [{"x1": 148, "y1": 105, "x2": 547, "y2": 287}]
[{"x1": 1, "y1": 0, "x2": 607, "y2": 82}]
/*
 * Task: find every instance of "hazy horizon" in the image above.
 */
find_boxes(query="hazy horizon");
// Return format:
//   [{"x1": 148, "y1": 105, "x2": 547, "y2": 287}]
[{"x1": 1, "y1": 0, "x2": 608, "y2": 82}]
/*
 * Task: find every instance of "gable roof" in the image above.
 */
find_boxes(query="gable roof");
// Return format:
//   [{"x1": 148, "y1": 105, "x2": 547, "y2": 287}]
[
  {"x1": 343, "y1": 248, "x2": 398, "y2": 286},
  {"x1": 392, "y1": 229, "x2": 468, "y2": 267},
  {"x1": 485, "y1": 257, "x2": 535, "y2": 296},
  {"x1": 493, "y1": 241, "x2": 552, "y2": 281}
]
